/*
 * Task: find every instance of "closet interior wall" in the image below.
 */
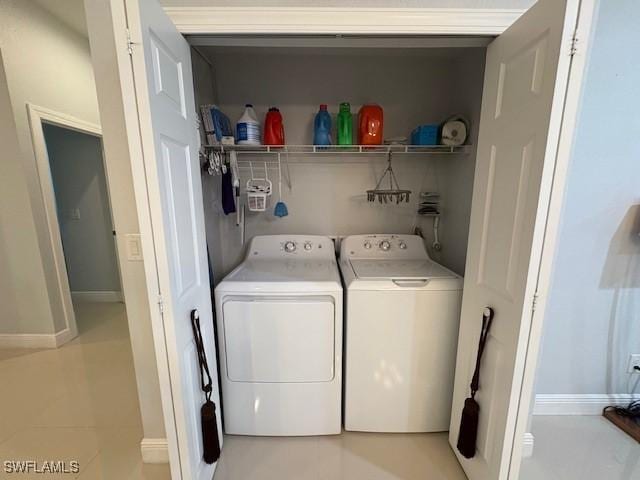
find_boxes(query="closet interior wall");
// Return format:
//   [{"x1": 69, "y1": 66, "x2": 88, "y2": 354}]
[
  {"x1": 192, "y1": 44, "x2": 486, "y2": 279},
  {"x1": 420, "y1": 49, "x2": 485, "y2": 275},
  {"x1": 191, "y1": 48, "x2": 233, "y2": 282}
]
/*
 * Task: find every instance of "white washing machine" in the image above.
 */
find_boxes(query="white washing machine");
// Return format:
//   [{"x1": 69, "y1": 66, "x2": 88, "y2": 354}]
[
  {"x1": 340, "y1": 234, "x2": 463, "y2": 433},
  {"x1": 214, "y1": 235, "x2": 342, "y2": 436}
]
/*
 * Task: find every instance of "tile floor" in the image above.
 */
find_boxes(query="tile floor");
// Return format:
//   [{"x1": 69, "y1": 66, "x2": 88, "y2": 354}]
[
  {"x1": 0, "y1": 302, "x2": 170, "y2": 479},
  {"x1": 520, "y1": 415, "x2": 640, "y2": 480},
  {"x1": 213, "y1": 431, "x2": 467, "y2": 480},
  {"x1": 0, "y1": 302, "x2": 468, "y2": 480},
  {"x1": 10, "y1": 303, "x2": 634, "y2": 480}
]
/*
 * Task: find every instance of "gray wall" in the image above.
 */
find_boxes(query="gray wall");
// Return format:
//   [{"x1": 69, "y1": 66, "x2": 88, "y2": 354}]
[
  {"x1": 44, "y1": 123, "x2": 121, "y2": 294},
  {"x1": 536, "y1": 0, "x2": 640, "y2": 396},
  {"x1": 191, "y1": 49, "x2": 229, "y2": 281},
  {"x1": 418, "y1": 49, "x2": 484, "y2": 275},
  {"x1": 202, "y1": 48, "x2": 484, "y2": 277}
]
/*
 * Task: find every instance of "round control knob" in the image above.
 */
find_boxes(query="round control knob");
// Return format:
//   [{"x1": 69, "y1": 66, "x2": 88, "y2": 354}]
[
  {"x1": 399, "y1": 241, "x2": 407, "y2": 250},
  {"x1": 284, "y1": 241, "x2": 296, "y2": 253},
  {"x1": 364, "y1": 241, "x2": 372, "y2": 250},
  {"x1": 304, "y1": 242, "x2": 312, "y2": 251},
  {"x1": 379, "y1": 240, "x2": 391, "y2": 251}
]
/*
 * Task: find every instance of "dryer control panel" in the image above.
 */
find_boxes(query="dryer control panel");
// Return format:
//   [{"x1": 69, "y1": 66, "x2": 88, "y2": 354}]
[
  {"x1": 248, "y1": 235, "x2": 336, "y2": 260},
  {"x1": 341, "y1": 234, "x2": 429, "y2": 260}
]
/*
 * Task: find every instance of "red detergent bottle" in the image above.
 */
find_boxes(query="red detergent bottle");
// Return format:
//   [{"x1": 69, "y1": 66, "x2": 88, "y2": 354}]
[
  {"x1": 263, "y1": 107, "x2": 285, "y2": 145},
  {"x1": 358, "y1": 104, "x2": 384, "y2": 145}
]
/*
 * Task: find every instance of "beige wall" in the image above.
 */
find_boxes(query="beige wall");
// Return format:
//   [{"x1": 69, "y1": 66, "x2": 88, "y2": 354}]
[
  {"x1": 0, "y1": 0, "x2": 100, "y2": 334},
  {"x1": 0, "y1": 0, "x2": 165, "y2": 443},
  {"x1": 0, "y1": 52, "x2": 37, "y2": 334}
]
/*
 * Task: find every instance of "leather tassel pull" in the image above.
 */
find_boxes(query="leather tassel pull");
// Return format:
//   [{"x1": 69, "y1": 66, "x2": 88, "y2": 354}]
[
  {"x1": 457, "y1": 307, "x2": 494, "y2": 459},
  {"x1": 457, "y1": 397, "x2": 480, "y2": 458},
  {"x1": 191, "y1": 309, "x2": 221, "y2": 464},
  {"x1": 201, "y1": 400, "x2": 221, "y2": 464}
]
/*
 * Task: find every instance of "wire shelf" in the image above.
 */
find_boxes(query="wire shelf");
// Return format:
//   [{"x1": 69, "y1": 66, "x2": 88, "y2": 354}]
[{"x1": 202, "y1": 144, "x2": 469, "y2": 156}]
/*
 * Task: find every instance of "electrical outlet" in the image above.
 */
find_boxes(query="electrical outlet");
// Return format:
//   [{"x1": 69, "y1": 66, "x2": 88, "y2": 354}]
[{"x1": 627, "y1": 354, "x2": 640, "y2": 373}]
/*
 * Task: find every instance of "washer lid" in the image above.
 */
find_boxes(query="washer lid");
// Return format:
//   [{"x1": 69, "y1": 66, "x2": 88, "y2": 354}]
[
  {"x1": 349, "y1": 259, "x2": 456, "y2": 280},
  {"x1": 224, "y1": 258, "x2": 340, "y2": 283}
]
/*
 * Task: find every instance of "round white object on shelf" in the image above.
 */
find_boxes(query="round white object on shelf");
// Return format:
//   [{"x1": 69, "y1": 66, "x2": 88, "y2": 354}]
[{"x1": 441, "y1": 120, "x2": 467, "y2": 146}]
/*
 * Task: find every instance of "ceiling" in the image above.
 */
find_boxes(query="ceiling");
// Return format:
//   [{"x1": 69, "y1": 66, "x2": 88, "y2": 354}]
[
  {"x1": 158, "y1": 0, "x2": 535, "y2": 7},
  {"x1": 34, "y1": 0, "x2": 88, "y2": 38}
]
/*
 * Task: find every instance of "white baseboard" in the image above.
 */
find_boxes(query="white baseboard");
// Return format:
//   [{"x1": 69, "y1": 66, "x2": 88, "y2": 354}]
[
  {"x1": 534, "y1": 394, "x2": 640, "y2": 415},
  {"x1": 54, "y1": 328, "x2": 75, "y2": 347},
  {"x1": 522, "y1": 432, "x2": 534, "y2": 458},
  {"x1": 71, "y1": 290, "x2": 123, "y2": 303},
  {"x1": 0, "y1": 328, "x2": 74, "y2": 349},
  {"x1": 140, "y1": 438, "x2": 169, "y2": 464}
]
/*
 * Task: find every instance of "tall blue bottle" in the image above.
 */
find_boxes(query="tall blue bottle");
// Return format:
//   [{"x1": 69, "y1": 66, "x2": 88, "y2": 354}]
[{"x1": 313, "y1": 104, "x2": 332, "y2": 145}]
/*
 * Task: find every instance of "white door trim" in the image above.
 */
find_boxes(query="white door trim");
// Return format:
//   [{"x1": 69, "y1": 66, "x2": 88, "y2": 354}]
[
  {"x1": 71, "y1": 291, "x2": 124, "y2": 303},
  {"x1": 27, "y1": 104, "x2": 103, "y2": 345},
  {"x1": 164, "y1": 7, "x2": 526, "y2": 35},
  {"x1": 140, "y1": 438, "x2": 170, "y2": 464},
  {"x1": 522, "y1": 433, "x2": 534, "y2": 458},
  {"x1": 534, "y1": 393, "x2": 640, "y2": 415},
  {"x1": 0, "y1": 328, "x2": 74, "y2": 349},
  {"x1": 507, "y1": 0, "x2": 598, "y2": 477}
]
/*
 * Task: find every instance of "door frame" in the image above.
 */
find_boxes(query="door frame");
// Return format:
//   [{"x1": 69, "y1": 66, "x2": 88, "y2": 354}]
[
  {"x1": 27, "y1": 103, "x2": 114, "y2": 345},
  {"x1": 165, "y1": 6, "x2": 527, "y2": 35},
  {"x1": 89, "y1": 1, "x2": 595, "y2": 478}
]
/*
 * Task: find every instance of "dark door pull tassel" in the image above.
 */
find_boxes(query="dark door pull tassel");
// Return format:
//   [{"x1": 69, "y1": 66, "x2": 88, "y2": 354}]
[
  {"x1": 457, "y1": 307, "x2": 495, "y2": 459},
  {"x1": 190, "y1": 309, "x2": 221, "y2": 464}
]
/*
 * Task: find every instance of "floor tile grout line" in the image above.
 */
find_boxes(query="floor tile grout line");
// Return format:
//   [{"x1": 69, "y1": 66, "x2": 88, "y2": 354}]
[{"x1": 75, "y1": 444, "x2": 103, "y2": 479}]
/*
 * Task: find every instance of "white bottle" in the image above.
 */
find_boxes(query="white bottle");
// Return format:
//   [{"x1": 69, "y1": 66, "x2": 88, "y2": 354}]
[{"x1": 236, "y1": 104, "x2": 261, "y2": 145}]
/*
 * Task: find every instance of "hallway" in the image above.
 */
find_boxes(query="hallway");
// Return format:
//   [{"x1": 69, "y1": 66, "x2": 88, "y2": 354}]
[{"x1": 0, "y1": 302, "x2": 170, "y2": 479}]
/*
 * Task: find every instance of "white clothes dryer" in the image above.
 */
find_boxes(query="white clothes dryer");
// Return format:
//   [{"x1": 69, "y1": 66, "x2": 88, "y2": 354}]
[
  {"x1": 340, "y1": 234, "x2": 463, "y2": 433},
  {"x1": 215, "y1": 235, "x2": 342, "y2": 436}
]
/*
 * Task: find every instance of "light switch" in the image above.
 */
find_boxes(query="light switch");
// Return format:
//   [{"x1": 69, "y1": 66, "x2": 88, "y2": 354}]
[
  {"x1": 126, "y1": 234, "x2": 143, "y2": 261},
  {"x1": 70, "y1": 208, "x2": 81, "y2": 220}
]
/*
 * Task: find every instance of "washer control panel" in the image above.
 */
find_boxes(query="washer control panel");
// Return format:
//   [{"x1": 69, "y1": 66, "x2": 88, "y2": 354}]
[
  {"x1": 281, "y1": 239, "x2": 320, "y2": 254},
  {"x1": 342, "y1": 234, "x2": 428, "y2": 259},
  {"x1": 247, "y1": 235, "x2": 335, "y2": 259}
]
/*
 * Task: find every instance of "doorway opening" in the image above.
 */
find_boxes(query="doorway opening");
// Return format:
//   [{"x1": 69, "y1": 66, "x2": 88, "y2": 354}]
[
  {"x1": 42, "y1": 121, "x2": 126, "y2": 347},
  {"x1": 43, "y1": 123, "x2": 122, "y2": 309},
  {"x1": 27, "y1": 103, "x2": 124, "y2": 342}
]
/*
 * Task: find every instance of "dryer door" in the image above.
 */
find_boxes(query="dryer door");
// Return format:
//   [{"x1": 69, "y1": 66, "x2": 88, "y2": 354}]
[{"x1": 222, "y1": 296, "x2": 335, "y2": 383}]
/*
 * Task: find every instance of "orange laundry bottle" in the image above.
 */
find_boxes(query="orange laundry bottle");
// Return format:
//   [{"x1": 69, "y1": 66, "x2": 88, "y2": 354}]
[
  {"x1": 358, "y1": 105, "x2": 384, "y2": 145},
  {"x1": 263, "y1": 107, "x2": 285, "y2": 145}
]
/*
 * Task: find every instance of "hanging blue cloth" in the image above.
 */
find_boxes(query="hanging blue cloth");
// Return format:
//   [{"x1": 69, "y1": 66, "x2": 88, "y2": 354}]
[{"x1": 221, "y1": 168, "x2": 236, "y2": 215}]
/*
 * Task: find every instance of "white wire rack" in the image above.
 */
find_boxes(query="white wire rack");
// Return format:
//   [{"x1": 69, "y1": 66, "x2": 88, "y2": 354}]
[
  {"x1": 205, "y1": 144, "x2": 469, "y2": 191},
  {"x1": 203, "y1": 144, "x2": 469, "y2": 156}
]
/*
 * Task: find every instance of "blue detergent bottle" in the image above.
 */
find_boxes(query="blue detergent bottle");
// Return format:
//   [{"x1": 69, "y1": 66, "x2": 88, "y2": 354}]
[{"x1": 313, "y1": 104, "x2": 332, "y2": 145}]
